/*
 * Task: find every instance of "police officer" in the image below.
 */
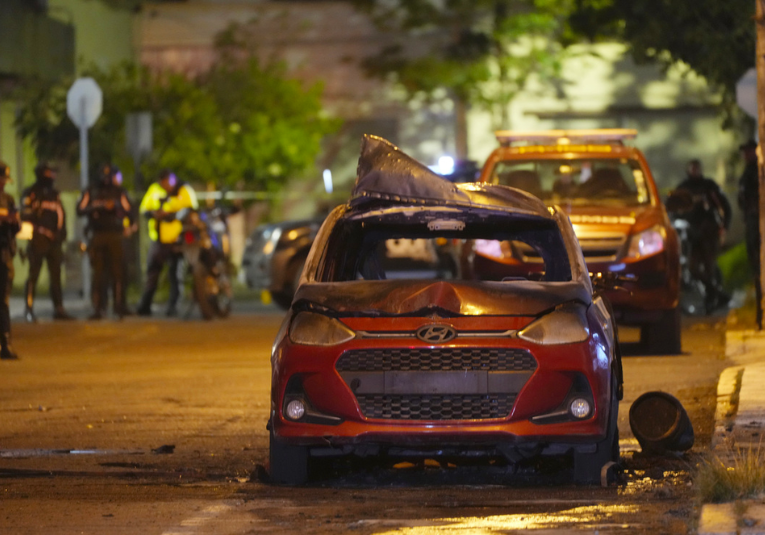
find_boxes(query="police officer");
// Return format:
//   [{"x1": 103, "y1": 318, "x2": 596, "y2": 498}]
[
  {"x1": 21, "y1": 163, "x2": 73, "y2": 322},
  {"x1": 77, "y1": 163, "x2": 133, "y2": 319},
  {"x1": 136, "y1": 169, "x2": 198, "y2": 317},
  {"x1": 0, "y1": 162, "x2": 20, "y2": 359},
  {"x1": 675, "y1": 159, "x2": 732, "y2": 313},
  {"x1": 738, "y1": 140, "x2": 761, "y2": 326}
]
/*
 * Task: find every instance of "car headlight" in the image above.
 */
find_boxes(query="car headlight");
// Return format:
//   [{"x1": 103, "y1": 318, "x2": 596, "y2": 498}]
[
  {"x1": 518, "y1": 303, "x2": 590, "y2": 345},
  {"x1": 262, "y1": 227, "x2": 282, "y2": 255},
  {"x1": 626, "y1": 225, "x2": 665, "y2": 259},
  {"x1": 289, "y1": 312, "x2": 355, "y2": 346}
]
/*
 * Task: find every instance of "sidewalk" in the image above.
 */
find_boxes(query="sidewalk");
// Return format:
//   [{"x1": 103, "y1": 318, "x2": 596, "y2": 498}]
[
  {"x1": 8, "y1": 291, "x2": 280, "y2": 322},
  {"x1": 698, "y1": 328, "x2": 765, "y2": 535},
  {"x1": 9, "y1": 294, "x2": 90, "y2": 322}
]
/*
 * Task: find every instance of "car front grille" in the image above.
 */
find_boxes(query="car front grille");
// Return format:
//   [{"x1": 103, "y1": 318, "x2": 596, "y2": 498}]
[
  {"x1": 357, "y1": 393, "x2": 516, "y2": 420},
  {"x1": 336, "y1": 347, "x2": 536, "y2": 421},
  {"x1": 336, "y1": 347, "x2": 536, "y2": 372}
]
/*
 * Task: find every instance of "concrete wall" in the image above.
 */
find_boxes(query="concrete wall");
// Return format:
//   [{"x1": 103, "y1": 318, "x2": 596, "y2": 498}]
[
  {"x1": 49, "y1": 0, "x2": 136, "y2": 70},
  {"x1": 0, "y1": 0, "x2": 137, "y2": 294},
  {"x1": 469, "y1": 43, "x2": 740, "y2": 193}
]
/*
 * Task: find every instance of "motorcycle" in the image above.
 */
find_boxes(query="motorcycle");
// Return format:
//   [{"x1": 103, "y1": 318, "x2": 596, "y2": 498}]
[
  {"x1": 665, "y1": 190, "x2": 725, "y2": 315},
  {"x1": 178, "y1": 207, "x2": 233, "y2": 320}
]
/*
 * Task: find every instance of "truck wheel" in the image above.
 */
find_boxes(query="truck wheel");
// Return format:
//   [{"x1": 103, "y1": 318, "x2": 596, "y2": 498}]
[
  {"x1": 641, "y1": 307, "x2": 682, "y2": 355},
  {"x1": 269, "y1": 429, "x2": 309, "y2": 485}
]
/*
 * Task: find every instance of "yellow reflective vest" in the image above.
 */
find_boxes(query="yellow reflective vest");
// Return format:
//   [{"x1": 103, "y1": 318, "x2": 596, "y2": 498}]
[{"x1": 139, "y1": 182, "x2": 198, "y2": 243}]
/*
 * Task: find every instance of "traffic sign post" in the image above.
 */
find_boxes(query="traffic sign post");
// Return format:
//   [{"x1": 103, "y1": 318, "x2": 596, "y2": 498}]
[{"x1": 67, "y1": 77, "x2": 103, "y2": 302}]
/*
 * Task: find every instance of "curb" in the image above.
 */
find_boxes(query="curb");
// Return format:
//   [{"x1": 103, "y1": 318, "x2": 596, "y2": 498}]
[{"x1": 697, "y1": 329, "x2": 765, "y2": 534}]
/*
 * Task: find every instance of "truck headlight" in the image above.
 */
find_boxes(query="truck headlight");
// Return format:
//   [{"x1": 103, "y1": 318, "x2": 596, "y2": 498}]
[
  {"x1": 626, "y1": 225, "x2": 665, "y2": 259},
  {"x1": 518, "y1": 303, "x2": 590, "y2": 345},
  {"x1": 289, "y1": 312, "x2": 355, "y2": 346}
]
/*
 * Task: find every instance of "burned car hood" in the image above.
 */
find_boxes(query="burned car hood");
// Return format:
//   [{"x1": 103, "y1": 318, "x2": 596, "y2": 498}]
[
  {"x1": 352, "y1": 135, "x2": 548, "y2": 217},
  {"x1": 293, "y1": 280, "x2": 591, "y2": 317}
]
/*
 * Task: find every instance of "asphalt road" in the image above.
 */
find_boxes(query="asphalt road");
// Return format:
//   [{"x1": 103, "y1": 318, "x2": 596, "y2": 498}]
[{"x1": 0, "y1": 309, "x2": 728, "y2": 534}]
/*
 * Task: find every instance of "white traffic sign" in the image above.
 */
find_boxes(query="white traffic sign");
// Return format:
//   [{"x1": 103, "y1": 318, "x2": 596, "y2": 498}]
[
  {"x1": 67, "y1": 77, "x2": 102, "y2": 303},
  {"x1": 67, "y1": 77, "x2": 103, "y2": 129},
  {"x1": 737, "y1": 68, "x2": 757, "y2": 119}
]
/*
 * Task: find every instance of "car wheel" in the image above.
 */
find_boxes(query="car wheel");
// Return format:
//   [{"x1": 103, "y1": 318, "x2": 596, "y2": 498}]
[
  {"x1": 573, "y1": 378, "x2": 619, "y2": 485},
  {"x1": 640, "y1": 307, "x2": 682, "y2": 355},
  {"x1": 269, "y1": 429, "x2": 309, "y2": 485}
]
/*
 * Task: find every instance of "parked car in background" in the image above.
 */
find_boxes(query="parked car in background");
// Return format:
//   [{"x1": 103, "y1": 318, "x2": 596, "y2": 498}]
[
  {"x1": 478, "y1": 129, "x2": 681, "y2": 354},
  {"x1": 269, "y1": 135, "x2": 622, "y2": 486},
  {"x1": 242, "y1": 219, "x2": 323, "y2": 309}
]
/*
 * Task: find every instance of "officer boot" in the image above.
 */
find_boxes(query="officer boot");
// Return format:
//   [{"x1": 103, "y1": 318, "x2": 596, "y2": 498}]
[
  {"x1": 53, "y1": 306, "x2": 75, "y2": 321},
  {"x1": 0, "y1": 332, "x2": 18, "y2": 360},
  {"x1": 24, "y1": 282, "x2": 36, "y2": 323}
]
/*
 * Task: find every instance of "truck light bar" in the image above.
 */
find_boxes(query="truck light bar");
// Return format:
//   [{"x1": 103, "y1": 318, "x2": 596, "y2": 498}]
[{"x1": 495, "y1": 129, "x2": 638, "y2": 147}]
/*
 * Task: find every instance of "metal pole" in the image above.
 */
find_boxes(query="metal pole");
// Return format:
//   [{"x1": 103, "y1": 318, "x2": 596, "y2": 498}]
[{"x1": 80, "y1": 97, "x2": 91, "y2": 302}]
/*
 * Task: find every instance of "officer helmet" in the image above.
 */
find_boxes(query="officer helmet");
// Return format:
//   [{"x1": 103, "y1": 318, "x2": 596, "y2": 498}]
[
  {"x1": 98, "y1": 163, "x2": 121, "y2": 185},
  {"x1": 34, "y1": 162, "x2": 56, "y2": 181},
  {"x1": 0, "y1": 161, "x2": 10, "y2": 182},
  {"x1": 158, "y1": 168, "x2": 177, "y2": 189}
]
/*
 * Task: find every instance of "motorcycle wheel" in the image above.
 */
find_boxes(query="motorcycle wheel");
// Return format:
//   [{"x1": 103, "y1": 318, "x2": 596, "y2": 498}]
[{"x1": 192, "y1": 262, "x2": 232, "y2": 320}]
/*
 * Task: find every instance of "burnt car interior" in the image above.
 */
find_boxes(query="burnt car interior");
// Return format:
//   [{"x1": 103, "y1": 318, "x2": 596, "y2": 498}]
[
  {"x1": 317, "y1": 214, "x2": 573, "y2": 283},
  {"x1": 491, "y1": 158, "x2": 651, "y2": 205}
]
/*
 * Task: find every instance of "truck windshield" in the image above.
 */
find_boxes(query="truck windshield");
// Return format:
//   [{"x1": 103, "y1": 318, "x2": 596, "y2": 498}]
[{"x1": 488, "y1": 158, "x2": 652, "y2": 206}]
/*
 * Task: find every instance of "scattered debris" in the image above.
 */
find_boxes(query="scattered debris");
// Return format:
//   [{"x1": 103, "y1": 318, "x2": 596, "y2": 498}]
[{"x1": 151, "y1": 444, "x2": 175, "y2": 455}]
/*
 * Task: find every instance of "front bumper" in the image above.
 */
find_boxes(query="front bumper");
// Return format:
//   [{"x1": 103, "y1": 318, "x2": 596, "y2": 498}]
[
  {"x1": 591, "y1": 250, "x2": 679, "y2": 321},
  {"x1": 271, "y1": 328, "x2": 614, "y2": 456}
]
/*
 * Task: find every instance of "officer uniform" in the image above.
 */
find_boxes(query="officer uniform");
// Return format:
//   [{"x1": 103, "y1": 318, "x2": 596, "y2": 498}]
[
  {"x1": 136, "y1": 170, "x2": 198, "y2": 316},
  {"x1": 675, "y1": 160, "x2": 732, "y2": 313},
  {"x1": 0, "y1": 162, "x2": 19, "y2": 359},
  {"x1": 77, "y1": 164, "x2": 133, "y2": 319},
  {"x1": 21, "y1": 163, "x2": 72, "y2": 322}
]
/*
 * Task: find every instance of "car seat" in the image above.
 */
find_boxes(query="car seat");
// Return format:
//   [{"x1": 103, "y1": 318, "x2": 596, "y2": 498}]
[
  {"x1": 577, "y1": 167, "x2": 630, "y2": 198},
  {"x1": 498, "y1": 169, "x2": 543, "y2": 199}
]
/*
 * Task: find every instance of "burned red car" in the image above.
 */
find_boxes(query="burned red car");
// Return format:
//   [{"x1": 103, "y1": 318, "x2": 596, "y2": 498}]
[{"x1": 269, "y1": 135, "x2": 622, "y2": 486}]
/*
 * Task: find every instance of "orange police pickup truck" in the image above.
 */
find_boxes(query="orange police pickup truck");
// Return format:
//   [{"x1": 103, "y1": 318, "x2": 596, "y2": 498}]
[{"x1": 478, "y1": 129, "x2": 681, "y2": 354}]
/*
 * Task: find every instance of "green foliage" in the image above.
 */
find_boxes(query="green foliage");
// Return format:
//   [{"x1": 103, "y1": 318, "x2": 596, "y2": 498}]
[
  {"x1": 718, "y1": 242, "x2": 752, "y2": 293},
  {"x1": 13, "y1": 57, "x2": 338, "y2": 190},
  {"x1": 353, "y1": 0, "x2": 570, "y2": 127},
  {"x1": 565, "y1": 0, "x2": 755, "y2": 97}
]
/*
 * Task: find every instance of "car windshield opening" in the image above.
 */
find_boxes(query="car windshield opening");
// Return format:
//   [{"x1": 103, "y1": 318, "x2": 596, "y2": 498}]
[
  {"x1": 318, "y1": 215, "x2": 573, "y2": 283},
  {"x1": 489, "y1": 158, "x2": 651, "y2": 206}
]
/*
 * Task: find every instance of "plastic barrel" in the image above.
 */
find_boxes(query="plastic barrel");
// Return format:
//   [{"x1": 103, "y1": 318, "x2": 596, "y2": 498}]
[{"x1": 629, "y1": 391, "x2": 694, "y2": 454}]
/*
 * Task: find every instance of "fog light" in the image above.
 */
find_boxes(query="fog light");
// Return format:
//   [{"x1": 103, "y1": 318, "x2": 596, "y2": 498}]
[
  {"x1": 285, "y1": 399, "x2": 306, "y2": 420},
  {"x1": 570, "y1": 398, "x2": 591, "y2": 419}
]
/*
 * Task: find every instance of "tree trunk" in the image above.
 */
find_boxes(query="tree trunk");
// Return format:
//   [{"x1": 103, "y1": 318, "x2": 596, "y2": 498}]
[{"x1": 757, "y1": 0, "x2": 765, "y2": 328}]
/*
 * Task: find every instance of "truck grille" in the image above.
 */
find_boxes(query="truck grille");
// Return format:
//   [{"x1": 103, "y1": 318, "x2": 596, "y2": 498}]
[
  {"x1": 514, "y1": 234, "x2": 626, "y2": 263},
  {"x1": 336, "y1": 347, "x2": 536, "y2": 372},
  {"x1": 357, "y1": 393, "x2": 515, "y2": 420}
]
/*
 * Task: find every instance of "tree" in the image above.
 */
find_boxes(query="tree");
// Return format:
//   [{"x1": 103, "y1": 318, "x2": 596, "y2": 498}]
[
  {"x1": 12, "y1": 57, "x2": 338, "y2": 191},
  {"x1": 564, "y1": 0, "x2": 755, "y2": 100},
  {"x1": 351, "y1": 0, "x2": 570, "y2": 158}
]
